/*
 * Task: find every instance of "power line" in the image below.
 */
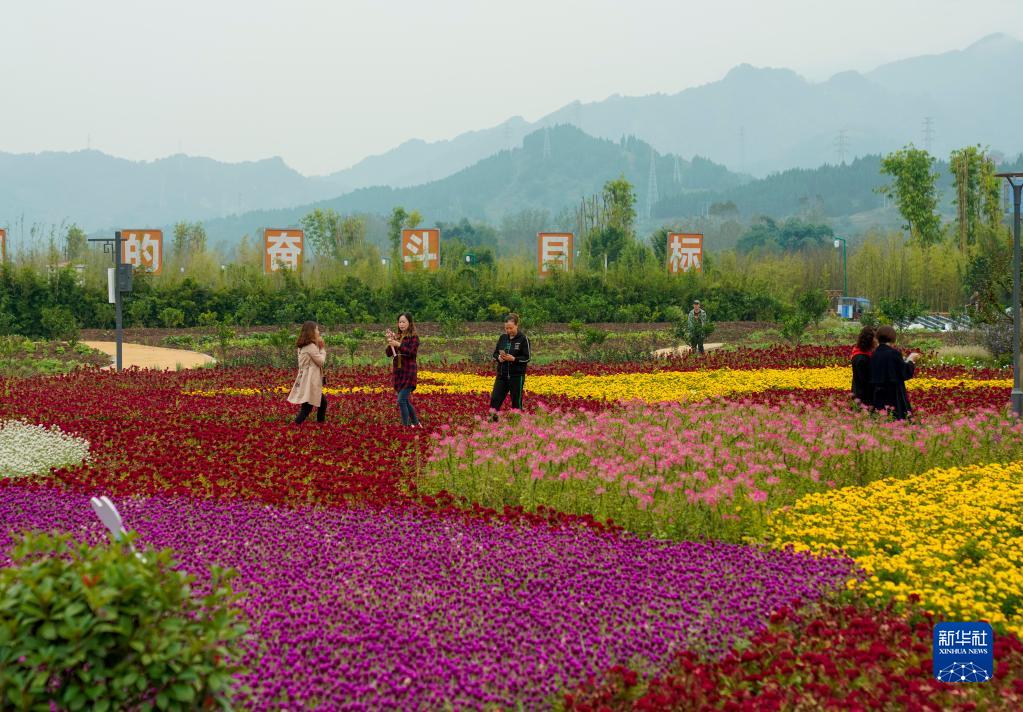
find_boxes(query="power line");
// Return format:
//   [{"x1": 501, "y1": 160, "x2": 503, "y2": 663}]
[
  {"x1": 673, "y1": 155, "x2": 682, "y2": 186},
  {"x1": 542, "y1": 126, "x2": 551, "y2": 160}
]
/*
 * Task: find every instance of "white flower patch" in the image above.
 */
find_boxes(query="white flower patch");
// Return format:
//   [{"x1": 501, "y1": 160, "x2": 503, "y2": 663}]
[{"x1": 0, "y1": 420, "x2": 90, "y2": 478}]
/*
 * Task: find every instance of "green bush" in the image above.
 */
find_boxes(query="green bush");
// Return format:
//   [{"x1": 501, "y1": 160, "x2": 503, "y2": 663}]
[
  {"x1": 158, "y1": 308, "x2": 185, "y2": 329},
  {"x1": 40, "y1": 307, "x2": 80, "y2": 346},
  {"x1": 795, "y1": 289, "x2": 830, "y2": 326},
  {"x1": 780, "y1": 311, "x2": 811, "y2": 345},
  {"x1": 0, "y1": 531, "x2": 247, "y2": 712}
]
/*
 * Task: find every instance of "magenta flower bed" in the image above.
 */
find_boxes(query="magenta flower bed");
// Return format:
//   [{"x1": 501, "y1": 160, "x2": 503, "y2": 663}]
[{"x1": 0, "y1": 487, "x2": 855, "y2": 710}]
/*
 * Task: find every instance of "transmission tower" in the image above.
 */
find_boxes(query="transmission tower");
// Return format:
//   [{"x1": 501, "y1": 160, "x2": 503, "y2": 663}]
[
  {"x1": 646, "y1": 148, "x2": 659, "y2": 219},
  {"x1": 834, "y1": 129, "x2": 850, "y2": 165},
  {"x1": 542, "y1": 126, "x2": 551, "y2": 160},
  {"x1": 673, "y1": 155, "x2": 682, "y2": 186},
  {"x1": 739, "y1": 125, "x2": 746, "y2": 171},
  {"x1": 922, "y1": 117, "x2": 935, "y2": 153}
]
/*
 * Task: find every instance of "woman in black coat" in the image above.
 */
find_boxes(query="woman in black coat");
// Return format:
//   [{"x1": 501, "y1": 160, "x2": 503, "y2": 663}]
[
  {"x1": 870, "y1": 325, "x2": 919, "y2": 420},
  {"x1": 850, "y1": 326, "x2": 876, "y2": 407}
]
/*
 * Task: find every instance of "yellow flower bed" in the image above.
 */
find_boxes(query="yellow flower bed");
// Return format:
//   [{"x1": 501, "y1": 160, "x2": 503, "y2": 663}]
[
  {"x1": 768, "y1": 461, "x2": 1023, "y2": 635},
  {"x1": 184, "y1": 367, "x2": 1011, "y2": 402}
]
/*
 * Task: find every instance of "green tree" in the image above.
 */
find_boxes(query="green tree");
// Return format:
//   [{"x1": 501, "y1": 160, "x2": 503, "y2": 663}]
[
  {"x1": 603, "y1": 175, "x2": 637, "y2": 239},
  {"x1": 301, "y1": 209, "x2": 366, "y2": 261},
  {"x1": 585, "y1": 176, "x2": 636, "y2": 269},
  {"x1": 879, "y1": 146, "x2": 942, "y2": 245},
  {"x1": 950, "y1": 145, "x2": 1000, "y2": 251},
  {"x1": 64, "y1": 224, "x2": 87, "y2": 262},
  {"x1": 387, "y1": 206, "x2": 422, "y2": 265}
]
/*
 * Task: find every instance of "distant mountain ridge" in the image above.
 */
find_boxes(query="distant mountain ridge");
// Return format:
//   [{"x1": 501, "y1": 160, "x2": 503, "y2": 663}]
[
  {"x1": 195, "y1": 125, "x2": 746, "y2": 247},
  {"x1": 1, "y1": 34, "x2": 1020, "y2": 236}
]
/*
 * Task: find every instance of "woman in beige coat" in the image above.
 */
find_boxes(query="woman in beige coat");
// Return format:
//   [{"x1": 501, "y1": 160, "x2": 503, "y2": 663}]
[{"x1": 287, "y1": 321, "x2": 328, "y2": 424}]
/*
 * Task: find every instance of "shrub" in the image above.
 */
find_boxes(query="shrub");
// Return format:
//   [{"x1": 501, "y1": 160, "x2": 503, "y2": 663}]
[
  {"x1": 977, "y1": 319, "x2": 1013, "y2": 360},
  {"x1": 779, "y1": 311, "x2": 810, "y2": 345},
  {"x1": 0, "y1": 531, "x2": 247, "y2": 712},
  {"x1": 40, "y1": 306, "x2": 80, "y2": 346},
  {"x1": 876, "y1": 296, "x2": 925, "y2": 326},
  {"x1": 159, "y1": 307, "x2": 185, "y2": 329},
  {"x1": 795, "y1": 289, "x2": 830, "y2": 326}
]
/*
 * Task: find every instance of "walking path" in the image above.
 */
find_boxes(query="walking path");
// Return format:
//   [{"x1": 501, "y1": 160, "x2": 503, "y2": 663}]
[{"x1": 82, "y1": 342, "x2": 215, "y2": 371}]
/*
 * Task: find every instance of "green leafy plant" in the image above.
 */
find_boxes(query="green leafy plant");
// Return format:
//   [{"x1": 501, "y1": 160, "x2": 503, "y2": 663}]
[
  {"x1": 780, "y1": 311, "x2": 811, "y2": 345},
  {"x1": 0, "y1": 531, "x2": 247, "y2": 711},
  {"x1": 40, "y1": 307, "x2": 80, "y2": 347},
  {"x1": 159, "y1": 308, "x2": 185, "y2": 329}
]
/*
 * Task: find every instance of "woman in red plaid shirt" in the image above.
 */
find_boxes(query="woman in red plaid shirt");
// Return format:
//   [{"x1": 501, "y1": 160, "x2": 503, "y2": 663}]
[{"x1": 385, "y1": 312, "x2": 421, "y2": 427}]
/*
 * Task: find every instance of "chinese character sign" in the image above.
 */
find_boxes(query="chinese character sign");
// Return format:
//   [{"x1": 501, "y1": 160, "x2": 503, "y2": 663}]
[
  {"x1": 668, "y1": 233, "x2": 703, "y2": 274},
  {"x1": 264, "y1": 229, "x2": 304, "y2": 273},
  {"x1": 120, "y1": 230, "x2": 164, "y2": 275},
  {"x1": 402, "y1": 229, "x2": 440, "y2": 271},
  {"x1": 538, "y1": 232, "x2": 573, "y2": 276}
]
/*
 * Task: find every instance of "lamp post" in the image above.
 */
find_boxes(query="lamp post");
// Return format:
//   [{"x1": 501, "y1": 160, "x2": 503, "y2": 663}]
[
  {"x1": 996, "y1": 171, "x2": 1023, "y2": 417},
  {"x1": 833, "y1": 237, "x2": 848, "y2": 298},
  {"x1": 86, "y1": 231, "x2": 128, "y2": 372}
]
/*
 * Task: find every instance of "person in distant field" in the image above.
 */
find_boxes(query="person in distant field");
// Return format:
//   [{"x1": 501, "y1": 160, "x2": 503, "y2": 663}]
[
  {"x1": 385, "y1": 312, "x2": 421, "y2": 427},
  {"x1": 287, "y1": 321, "x2": 327, "y2": 424},
  {"x1": 488, "y1": 313, "x2": 530, "y2": 421},
  {"x1": 870, "y1": 324, "x2": 919, "y2": 420},
  {"x1": 687, "y1": 299, "x2": 708, "y2": 354},
  {"x1": 850, "y1": 325, "x2": 877, "y2": 408}
]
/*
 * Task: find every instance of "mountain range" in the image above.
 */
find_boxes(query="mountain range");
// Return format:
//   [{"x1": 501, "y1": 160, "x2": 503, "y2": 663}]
[{"x1": 1, "y1": 33, "x2": 1020, "y2": 240}]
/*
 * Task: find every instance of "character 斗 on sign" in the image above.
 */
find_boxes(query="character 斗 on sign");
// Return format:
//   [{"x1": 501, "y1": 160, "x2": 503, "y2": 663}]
[{"x1": 401, "y1": 229, "x2": 440, "y2": 271}]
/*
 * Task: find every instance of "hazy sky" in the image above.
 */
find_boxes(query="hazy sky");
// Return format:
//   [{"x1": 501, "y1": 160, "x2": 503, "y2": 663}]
[{"x1": 1, "y1": 0, "x2": 1019, "y2": 175}]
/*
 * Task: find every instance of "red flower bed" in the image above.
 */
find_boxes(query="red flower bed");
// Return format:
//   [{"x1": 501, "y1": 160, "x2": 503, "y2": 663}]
[
  {"x1": 724, "y1": 386, "x2": 1009, "y2": 415},
  {"x1": 0, "y1": 369, "x2": 605, "y2": 517},
  {"x1": 565, "y1": 599, "x2": 1023, "y2": 711}
]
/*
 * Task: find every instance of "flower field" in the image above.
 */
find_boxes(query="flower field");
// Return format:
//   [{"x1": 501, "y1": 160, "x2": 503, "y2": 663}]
[{"x1": 1, "y1": 345, "x2": 1022, "y2": 709}]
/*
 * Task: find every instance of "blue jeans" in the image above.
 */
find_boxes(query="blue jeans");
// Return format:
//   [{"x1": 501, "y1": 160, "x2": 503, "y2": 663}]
[{"x1": 397, "y1": 387, "x2": 419, "y2": 426}]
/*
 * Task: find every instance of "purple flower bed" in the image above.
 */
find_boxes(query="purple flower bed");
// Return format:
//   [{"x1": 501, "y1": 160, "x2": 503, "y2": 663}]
[{"x1": 0, "y1": 487, "x2": 856, "y2": 710}]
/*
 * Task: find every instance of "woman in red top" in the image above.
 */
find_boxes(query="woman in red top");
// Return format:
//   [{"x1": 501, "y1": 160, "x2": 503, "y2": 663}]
[{"x1": 385, "y1": 312, "x2": 421, "y2": 427}]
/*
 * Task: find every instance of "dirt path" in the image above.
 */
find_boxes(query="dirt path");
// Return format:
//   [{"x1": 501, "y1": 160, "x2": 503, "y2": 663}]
[{"x1": 82, "y1": 342, "x2": 215, "y2": 371}]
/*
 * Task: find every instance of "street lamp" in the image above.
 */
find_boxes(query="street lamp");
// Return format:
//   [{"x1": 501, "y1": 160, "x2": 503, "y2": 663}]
[
  {"x1": 996, "y1": 171, "x2": 1023, "y2": 417},
  {"x1": 833, "y1": 237, "x2": 848, "y2": 298}
]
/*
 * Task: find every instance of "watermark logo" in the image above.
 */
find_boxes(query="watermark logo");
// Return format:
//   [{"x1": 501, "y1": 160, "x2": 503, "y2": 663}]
[{"x1": 933, "y1": 622, "x2": 994, "y2": 683}]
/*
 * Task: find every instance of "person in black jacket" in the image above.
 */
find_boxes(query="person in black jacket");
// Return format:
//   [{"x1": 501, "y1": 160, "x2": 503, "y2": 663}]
[
  {"x1": 870, "y1": 325, "x2": 919, "y2": 420},
  {"x1": 850, "y1": 326, "x2": 876, "y2": 408},
  {"x1": 488, "y1": 313, "x2": 530, "y2": 421}
]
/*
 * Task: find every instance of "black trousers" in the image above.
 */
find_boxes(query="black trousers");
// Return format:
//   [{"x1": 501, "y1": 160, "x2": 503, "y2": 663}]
[
  {"x1": 295, "y1": 394, "x2": 328, "y2": 424},
  {"x1": 489, "y1": 374, "x2": 525, "y2": 411}
]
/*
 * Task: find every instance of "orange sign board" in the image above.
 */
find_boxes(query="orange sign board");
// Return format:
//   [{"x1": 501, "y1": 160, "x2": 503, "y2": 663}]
[
  {"x1": 0, "y1": 228, "x2": 6, "y2": 261},
  {"x1": 401, "y1": 228, "x2": 440, "y2": 271},
  {"x1": 537, "y1": 232, "x2": 573, "y2": 276},
  {"x1": 120, "y1": 230, "x2": 164, "y2": 275},
  {"x1": 264, "y1": 228, "x2": 304, "y2": 273},
  {"x1": 667, "y1": 233, "x2": 703, "y2": 273}
]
